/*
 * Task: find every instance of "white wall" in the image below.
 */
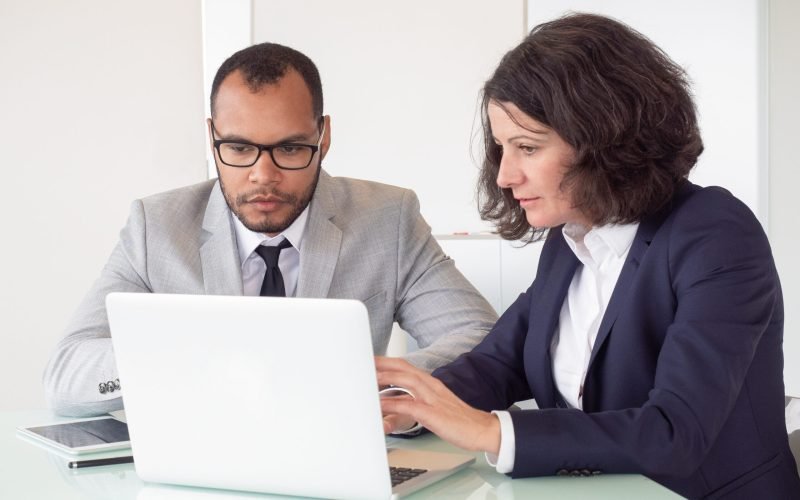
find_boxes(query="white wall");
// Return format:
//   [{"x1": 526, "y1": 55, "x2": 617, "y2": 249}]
[
  {"x1": 769, "y1": 0, "x2": 800, "y2": 396},
  {"x1": 0, "y1": 1, "x2": 207, "y2": 410},
  {"x1": 202, "y1": 0, "x2": 252, "y2": 177},
  {"x1": 252, "y1": 0, "x2": 526, "y2": 235}
]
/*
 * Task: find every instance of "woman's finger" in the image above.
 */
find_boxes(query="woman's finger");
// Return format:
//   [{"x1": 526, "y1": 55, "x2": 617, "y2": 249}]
[
  {"x1": 382, "y1": 413, "x2": 417, "y2": 434},
  {"x1": 380, "y1": 396, "x2": 428, "y2": 429},
  {"x1": 376, "y1": 370, "x2": 437, "y2": 402}
]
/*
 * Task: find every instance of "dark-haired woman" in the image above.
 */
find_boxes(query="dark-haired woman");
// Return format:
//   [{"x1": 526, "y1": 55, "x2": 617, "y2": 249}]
[{"x1": 378, "y1": 13, "x2": 800, "y2": 499}]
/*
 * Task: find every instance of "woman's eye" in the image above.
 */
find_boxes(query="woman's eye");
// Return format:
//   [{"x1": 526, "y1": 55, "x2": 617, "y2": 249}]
[{"x1": 519, "y1": 145, "x2": 537, "y2": 155}]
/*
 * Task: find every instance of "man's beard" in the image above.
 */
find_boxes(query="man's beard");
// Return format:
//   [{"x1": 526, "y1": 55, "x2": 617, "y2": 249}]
[{"x1": 219, "y1": 165, "x2": 321, "y2": 234}]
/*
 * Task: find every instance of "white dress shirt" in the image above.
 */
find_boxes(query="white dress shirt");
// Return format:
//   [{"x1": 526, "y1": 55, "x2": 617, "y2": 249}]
[
  {"x1": 232, "y1": 205, "x2": 310, "y2": 297},
  {"x1": 488, "y1": 222, "x2": 639, "y2": 473}
]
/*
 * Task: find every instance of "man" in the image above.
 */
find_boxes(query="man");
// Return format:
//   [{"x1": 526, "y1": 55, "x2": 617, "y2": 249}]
[{"x1": 44, "y1": 43, "x2": 497, "y2": 417}]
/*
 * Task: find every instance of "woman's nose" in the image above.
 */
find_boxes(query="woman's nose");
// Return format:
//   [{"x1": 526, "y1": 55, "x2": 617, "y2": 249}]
[{"x1": 496, "y1": 153, "x2": 522, "y2": 189}]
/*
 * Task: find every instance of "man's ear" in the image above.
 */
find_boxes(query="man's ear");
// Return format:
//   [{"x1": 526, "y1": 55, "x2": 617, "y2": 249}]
[
  {"x1": 206, "y1": 118, "x2": 215, "y2": 156},
  {"x1": 319, "y1": 115, "x2": 331, "y2": 160}
]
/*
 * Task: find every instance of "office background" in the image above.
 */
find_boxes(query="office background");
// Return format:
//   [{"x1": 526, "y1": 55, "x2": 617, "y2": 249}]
[{"x1": 0, "y1": 0, "x2": 798, "y2": 411}]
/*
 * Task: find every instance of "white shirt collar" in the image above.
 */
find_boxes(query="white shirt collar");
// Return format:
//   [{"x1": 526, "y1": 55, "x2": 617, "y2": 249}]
[
  {"x1": 562, "y1": 222, "x2": 639, "y2": 262},
  {"x1": 231, "y1": 203, "x2": 310, "y2": 267}
]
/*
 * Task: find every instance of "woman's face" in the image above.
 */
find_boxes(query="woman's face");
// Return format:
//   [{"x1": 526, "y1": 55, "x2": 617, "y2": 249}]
[{"x1": 488, "y1": 100, "x2": 589, "y2": 228}]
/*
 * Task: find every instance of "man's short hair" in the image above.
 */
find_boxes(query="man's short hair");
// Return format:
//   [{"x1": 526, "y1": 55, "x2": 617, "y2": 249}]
[
  {"x1": 210, "y1": 42, "x2": 323, "y2": 118},
  {"x1": 478, "y1": 13, "x2": 704, "y2": 241}
]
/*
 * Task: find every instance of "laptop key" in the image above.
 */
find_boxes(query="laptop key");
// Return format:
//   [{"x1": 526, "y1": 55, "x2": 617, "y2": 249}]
[{"x1": 390, "y1": 466, "x2": 428, "y2": 486}]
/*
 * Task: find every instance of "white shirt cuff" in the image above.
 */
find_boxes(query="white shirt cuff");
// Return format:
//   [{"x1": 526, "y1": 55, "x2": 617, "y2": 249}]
[{"x1": 485, "y1": 410, "x2": 515, "y2": 474}]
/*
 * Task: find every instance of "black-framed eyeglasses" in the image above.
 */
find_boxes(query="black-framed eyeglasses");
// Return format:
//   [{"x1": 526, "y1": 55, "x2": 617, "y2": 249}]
[{"x1": 210, "y1": 119, "x2": 325, "y2": 170}]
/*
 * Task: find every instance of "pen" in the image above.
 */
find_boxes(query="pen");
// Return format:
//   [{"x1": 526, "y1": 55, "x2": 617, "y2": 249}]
[{"x1": 67, "y1": 455, "x2": 134, "y2": 469}]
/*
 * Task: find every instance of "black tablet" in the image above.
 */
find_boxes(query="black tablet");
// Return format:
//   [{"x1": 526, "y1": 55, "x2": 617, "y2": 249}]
[{"x1": 17, "y1": 416, "x2": 131, "y2": 455}]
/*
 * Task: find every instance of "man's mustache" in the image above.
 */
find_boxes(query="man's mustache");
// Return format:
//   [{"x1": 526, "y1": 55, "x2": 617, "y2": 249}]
[{"x1": 236, "y1": 188, "x2": 298, "y2": 205}]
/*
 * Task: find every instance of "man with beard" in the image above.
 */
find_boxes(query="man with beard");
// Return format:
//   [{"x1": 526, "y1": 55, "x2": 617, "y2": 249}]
[{"x1": 44, "y1": 43, "x2": 497, "y2": 417}]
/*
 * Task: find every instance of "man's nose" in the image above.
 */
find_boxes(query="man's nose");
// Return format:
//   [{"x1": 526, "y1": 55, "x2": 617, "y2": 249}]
[{"x1": 248, "y1": 150, "x2": 282, "y2": 184}]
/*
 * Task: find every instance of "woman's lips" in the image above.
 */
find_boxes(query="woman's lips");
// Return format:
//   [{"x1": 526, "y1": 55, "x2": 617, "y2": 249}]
[{"x1": 517, "y1": 196, "x2": 541, "y2": 207}]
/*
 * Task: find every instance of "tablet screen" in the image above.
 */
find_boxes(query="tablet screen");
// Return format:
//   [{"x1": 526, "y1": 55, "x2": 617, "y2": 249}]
[{"x1": 25, "y1": 418, "x2": 129, "y2": 449}]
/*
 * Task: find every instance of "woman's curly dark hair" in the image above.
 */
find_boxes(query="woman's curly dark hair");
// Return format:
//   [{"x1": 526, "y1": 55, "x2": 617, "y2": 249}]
[{"x1": 478, "y1": 13, "x2": 704, "y2": 241}]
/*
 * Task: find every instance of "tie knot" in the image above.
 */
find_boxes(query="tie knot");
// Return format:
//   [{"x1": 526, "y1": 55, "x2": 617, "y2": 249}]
[{"x1": 254, "y1": 239, "x2": 293, "y2": 268}]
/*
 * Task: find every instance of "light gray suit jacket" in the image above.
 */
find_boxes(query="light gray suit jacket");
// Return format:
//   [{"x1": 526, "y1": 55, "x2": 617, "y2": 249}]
[{"x1": 44, "y1": 171, "x2": 497, "y2": 416}]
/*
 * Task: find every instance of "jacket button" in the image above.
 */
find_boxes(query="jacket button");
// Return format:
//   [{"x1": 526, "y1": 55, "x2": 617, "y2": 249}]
[
  {"x1": 580, "y1": 469, "x2": 592, "y2": 477},
  {"x1": 106, "y1": 380, "x2": 116, "y2": 393},
  {"x1": 592, "y1": 470, "x2": 603, "y2": 475},
  {"x1": 98, "y1": 383, "x2": 107, "y2": 394},
  {"x1": 556, "y1": 469, "x2": 569, "y2": 476},
  {"x1": 114, "y1": 379, "x2": 121, "y2": 390},
  {"x1": 570, "y1": 470, "x2": 582, "y2": 476}
]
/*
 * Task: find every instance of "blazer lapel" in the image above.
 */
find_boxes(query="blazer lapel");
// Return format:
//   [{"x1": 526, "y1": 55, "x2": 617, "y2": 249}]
[
  {"x1": 200, "y1": 182, "x2": 244, "y2": 296},
  {"x1": 528, "y1": 231, "x2": 580, "y2": 408},
  {"x1": 586, "y1": 213, "x2": 664, "y2": 370},
  {"x1": 296, "y1": 170, "x2": 342, "y2": 298},
  {"x1": 586, "y1": 181, "x2": 698, "y2": 372}
]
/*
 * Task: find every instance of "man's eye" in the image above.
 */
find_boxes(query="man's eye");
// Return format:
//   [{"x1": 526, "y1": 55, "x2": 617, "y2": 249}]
[
  {"x1": 278, "y1": 145, "x2": 303, "y2": 155},
  {"x1": 224, "y1": 143, "x2": 256, "y2": 154}
]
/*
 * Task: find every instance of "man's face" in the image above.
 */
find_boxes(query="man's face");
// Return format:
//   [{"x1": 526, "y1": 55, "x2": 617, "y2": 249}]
[{"x1": 209, "y1": 69, "x2": 330, "y2": 236}]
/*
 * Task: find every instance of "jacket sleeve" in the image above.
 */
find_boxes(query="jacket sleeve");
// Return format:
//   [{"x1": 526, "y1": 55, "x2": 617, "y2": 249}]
[
  {"x1": 432, "y1": 282, "x2": 536, "y2": 411},
  {"x1": 42, "y1": 199, "x2": 152, "y2": 417},
  {"x1": 392, "y1": 190, "x2": 499, "y2": 371}
]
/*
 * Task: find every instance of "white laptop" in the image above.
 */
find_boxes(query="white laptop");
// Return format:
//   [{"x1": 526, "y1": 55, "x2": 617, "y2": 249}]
[{"x1": 106, "y1": 293, "x2": 474, "y2": 500}]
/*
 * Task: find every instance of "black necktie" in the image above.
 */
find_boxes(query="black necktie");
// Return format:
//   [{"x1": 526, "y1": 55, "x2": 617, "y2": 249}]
[{"x1": 254, "y1": 239, "x2": 293, "y2": 297}]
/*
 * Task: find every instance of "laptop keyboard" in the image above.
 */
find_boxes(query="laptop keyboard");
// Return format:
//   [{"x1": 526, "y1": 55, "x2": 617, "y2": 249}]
[{"x1": 390, "y1": 466, "x2": 428, "y2": 486}]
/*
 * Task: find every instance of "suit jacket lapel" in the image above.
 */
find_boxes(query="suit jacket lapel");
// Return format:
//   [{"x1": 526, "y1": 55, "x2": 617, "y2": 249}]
[
  {"x1": 528, "y1": 231, "x2": 580, "y2": 408},
  {"x1": 585, "y1": 181, "x2": 697, "y2": 373},
  {"x1": 296, "y1": 170, "x2": 342, "y2": 298},
  {"x1": 200, "y1": 182, "x2": 244, "y2": 296},
  {"x1": 586, "y1": 212, "x2": 665, "y2": 370}
]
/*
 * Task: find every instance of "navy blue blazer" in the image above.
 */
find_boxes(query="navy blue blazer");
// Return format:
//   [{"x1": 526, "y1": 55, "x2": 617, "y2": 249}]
[{"x1": 434, "y1": 182, "x2": 800, "y2": 499}]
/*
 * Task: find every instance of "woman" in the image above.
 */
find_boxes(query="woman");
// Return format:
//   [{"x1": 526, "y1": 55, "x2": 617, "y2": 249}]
[{"x1": 377, "y1": 13, "x2": 800, "y2": 499}]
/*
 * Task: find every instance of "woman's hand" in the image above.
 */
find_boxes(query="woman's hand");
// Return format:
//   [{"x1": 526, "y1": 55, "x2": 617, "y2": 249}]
[{"x1": 376, "y1": 356, "x2": 501, "y2": 455}]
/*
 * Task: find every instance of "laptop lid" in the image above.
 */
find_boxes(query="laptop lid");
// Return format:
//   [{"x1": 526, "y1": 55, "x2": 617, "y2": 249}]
[{"x1": 107, "y1": 293, "x2": 473, "y2": 500}]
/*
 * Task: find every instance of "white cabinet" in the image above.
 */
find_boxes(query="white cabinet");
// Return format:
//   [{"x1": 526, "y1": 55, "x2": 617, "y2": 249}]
[{"x1": 437, "y1": 235, "x2": 543, "y2": 315}]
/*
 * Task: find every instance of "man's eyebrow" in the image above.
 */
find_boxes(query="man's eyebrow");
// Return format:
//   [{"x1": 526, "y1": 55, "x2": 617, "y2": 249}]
[
  {"x1": 275, "y1": 132, "x2": 316, "y2": 143},
  {"x1": 215, "y1": 131, "x2": 315, "y2": 144},
  {"x1": 214, "y1": 131, "x2": 251, "y2": 142}
]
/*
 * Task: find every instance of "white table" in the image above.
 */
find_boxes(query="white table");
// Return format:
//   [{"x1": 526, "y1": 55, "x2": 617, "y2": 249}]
[{"x1": 1, "y1": 410, "x2": 683, "y2": 499}]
